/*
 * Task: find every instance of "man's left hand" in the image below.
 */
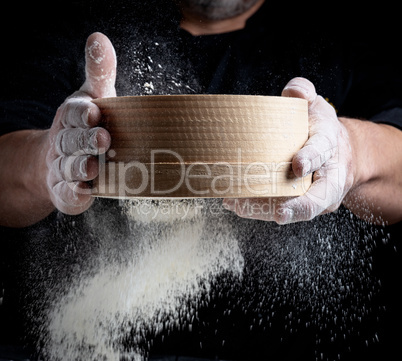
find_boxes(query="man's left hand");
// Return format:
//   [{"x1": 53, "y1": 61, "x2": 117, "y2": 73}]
[{"x1": 223, "y1": 77, "x2": 355, "y2": 224}]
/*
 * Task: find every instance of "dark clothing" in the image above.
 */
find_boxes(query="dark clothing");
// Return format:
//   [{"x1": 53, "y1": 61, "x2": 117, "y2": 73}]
[{"x1": 1, "y1": 1, "x2": 401, "y2": 360}]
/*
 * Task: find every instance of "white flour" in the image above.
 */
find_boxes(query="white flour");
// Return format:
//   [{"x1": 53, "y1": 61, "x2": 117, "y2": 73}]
[
  {"x1": 42, "y1": 199, "x2": 244, "y2": 361},
  {"x1": 24, "y1": 28, "x2": 390, "y2": 361},
  {"x1": 123, "y1": 199, "x2": 205, "y2": 223},
  {"x1": 24, "y1": 197, "x2": 389, "y2": 361}
]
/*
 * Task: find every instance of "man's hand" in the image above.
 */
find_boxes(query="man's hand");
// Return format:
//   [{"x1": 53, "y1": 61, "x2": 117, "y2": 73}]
[
  {"x1": 223, "y1": 77, "x2": 355, "y2": 224},
  {"x1": 45, "y1": 32, "x2": 116, "y2": 215},
  {"x1": 0, "y1": 32, "x2": 117, "y2": 227}
]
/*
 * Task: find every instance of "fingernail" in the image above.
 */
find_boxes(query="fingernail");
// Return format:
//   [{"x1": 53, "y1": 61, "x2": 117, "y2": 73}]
[{"x1": 284, "y1": 84, "x2": 309, "y2": 96}]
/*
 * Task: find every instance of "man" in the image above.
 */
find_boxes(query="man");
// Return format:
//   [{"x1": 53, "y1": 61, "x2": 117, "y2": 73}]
[
  {"x1": 1, "y1": 0, "x2": 401, "y2": 360},
  {"x1": 1, "y1": 1, "x2": 402, "y2": 227}
]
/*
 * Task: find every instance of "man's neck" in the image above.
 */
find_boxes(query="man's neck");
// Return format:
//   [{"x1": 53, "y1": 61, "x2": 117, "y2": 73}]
[{"x1": 180, "y1": 0, "x2": 265, "y2": 36}]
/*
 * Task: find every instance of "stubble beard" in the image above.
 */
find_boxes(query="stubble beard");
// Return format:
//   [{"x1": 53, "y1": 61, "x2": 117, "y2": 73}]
[{"x1": 178, "y1": 0, "x2": 261, "y2": 20}]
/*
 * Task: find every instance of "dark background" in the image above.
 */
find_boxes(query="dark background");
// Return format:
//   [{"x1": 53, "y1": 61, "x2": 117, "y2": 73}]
[{"x1": 1, "y1": 1, "x2": 401, "y2": 360}]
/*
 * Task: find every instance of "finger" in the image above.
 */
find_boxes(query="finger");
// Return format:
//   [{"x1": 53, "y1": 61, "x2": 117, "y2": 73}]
[
  {"x1": 52, "y1": 155, "x2": 99, "y2": 182},
  {"x1": 223, "y1": 198, "x2": 276, "y2": 221},
  {"x1": 274, "y1": 165, "x2": 344, "y2": 224},
  {"x1": 50, "y1": 180, "x2": 94, "y2": 215},
  {"x1": 80, "y1": 32, "x2": 117, "y2": 99},
  {"x1": 292, "y1": 96, "x2": 340, "y2": 178},
  {"x1": 292, "y1": 133, "x2": 338, "y2": 177},
  {"x1": 60, "y1": 97, "x2": 102, "y2": 129},
  {"x1": 281, "y1": 77, "x2": 317, "y2": 104},
  {"x1": 55, "y1": 127, "x2": 111, "y2": 156}
]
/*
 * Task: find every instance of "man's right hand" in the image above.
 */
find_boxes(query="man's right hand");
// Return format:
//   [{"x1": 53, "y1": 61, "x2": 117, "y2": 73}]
[{"x1": 45, "y1": 32, "x2": 117, "y2": 215}]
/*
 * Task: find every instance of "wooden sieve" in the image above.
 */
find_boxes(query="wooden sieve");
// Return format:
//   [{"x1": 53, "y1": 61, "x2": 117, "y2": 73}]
[{"x1": 92, "y1": 95, "x2": 312, "y2": 198}]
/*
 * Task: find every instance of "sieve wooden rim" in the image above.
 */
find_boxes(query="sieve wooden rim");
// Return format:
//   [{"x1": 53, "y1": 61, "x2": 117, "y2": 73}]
[{"x1": 92, "y1": 94, "x2": 312, "y2": 198}]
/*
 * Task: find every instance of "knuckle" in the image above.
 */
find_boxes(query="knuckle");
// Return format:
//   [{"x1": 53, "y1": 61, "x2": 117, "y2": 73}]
[
  {"x1": 301, "y1": 201, "x2": 317, "y2": 221},
  {"x1": 86, "y1": 128, "x2": 100, "y2": 153},
  {"x1": 62, "y1": 97, "x2": 95, "y2": 128},
  {"x1": 55, "y1": 128, "x2": 69, "y2": 155},
  {"x1": 50, "y1": 156, "x2": 63, "y2": 176},
  {"x1": 54, "y1": 128, "x2": 102, "y2": 156},
  {"x1": 71, "y1": 157, "x2": 84, "y2": 181},
  {"x1": 55, "y1": 104, "x2": 65, "y2": 119},
  {"x1": 60, "y1": 156, "x2": 76, "y2": 182},
  {"x1": 58, "y1": 155, "x2": 98, "y2": 182}
]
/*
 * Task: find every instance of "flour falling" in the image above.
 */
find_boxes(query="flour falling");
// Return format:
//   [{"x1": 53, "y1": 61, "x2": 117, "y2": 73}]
[
  {"x1": 41, "y1": 199, "x2": 244, "y2": 361},
  {"x1": 19, "y1": 20, "x2": 393, "y2": 361}
]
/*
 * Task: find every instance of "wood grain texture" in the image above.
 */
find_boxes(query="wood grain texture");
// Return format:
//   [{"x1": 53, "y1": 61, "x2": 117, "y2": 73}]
[{"x1": 92, "y1": 95, "x2": 312, "y2": 198}]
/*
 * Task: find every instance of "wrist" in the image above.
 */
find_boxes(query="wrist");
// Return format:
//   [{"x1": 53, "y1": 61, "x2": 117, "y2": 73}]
[
  {"x1": 339, "y1": 117, "x2": 402, "y2": 224},
  {"x1": 32, "y1": 129, "x2": 53, "y2": 202},
  {"x1": 0, "y1": 129, "x2": 55, "y2": 227},
  {"x1": 18, "y1": 129, "x2": 54, "y2": 214},
  {"x1": 339, "y1": 117, "x2": 375, "y2": 190}
]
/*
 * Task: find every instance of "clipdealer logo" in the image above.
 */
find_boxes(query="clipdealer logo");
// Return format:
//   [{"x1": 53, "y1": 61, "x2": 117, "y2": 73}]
[{"x1": 93, "y1": 148, "x2": 309, "y2": 198}]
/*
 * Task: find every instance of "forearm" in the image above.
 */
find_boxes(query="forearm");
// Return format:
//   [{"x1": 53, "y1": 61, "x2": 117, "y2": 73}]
[
  {"x1": 341, "y1": 117, "x2": 402, "y2": 225},
  {"x1": 0, "y1": 129, "x2": 54, "y2": 227}
]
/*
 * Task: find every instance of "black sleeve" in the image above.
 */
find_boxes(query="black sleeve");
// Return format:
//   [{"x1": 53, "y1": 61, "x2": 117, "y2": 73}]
[
  {"x1": 0, "y1": 4, "x2": 88, "y2": 136},
  {"x1": 370, "y1": 107, "x2": 402, "y2": 130},
  {"x1": 340, "y1": 31, "x2": 402, "y2": 130}
]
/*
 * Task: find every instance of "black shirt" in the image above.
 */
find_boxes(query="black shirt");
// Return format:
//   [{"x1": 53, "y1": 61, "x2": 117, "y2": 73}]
[{"x1": 1, "y1": 1, "x2": 401, "y2": 360}]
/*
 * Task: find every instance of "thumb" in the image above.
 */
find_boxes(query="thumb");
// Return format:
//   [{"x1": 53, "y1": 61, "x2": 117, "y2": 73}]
[
  {"x1": 281, "y1": 77, "x2": 317, "y2": 105},
  {"x1": 80, "y1": 32, "x2": 117, "y2": 99}
]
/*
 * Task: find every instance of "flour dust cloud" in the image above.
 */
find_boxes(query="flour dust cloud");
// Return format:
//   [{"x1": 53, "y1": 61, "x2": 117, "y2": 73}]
[
  {"x1": 20, "y1": 19, "x2": 392, "y2": 361},
  {"x1": 23, "y1": 198, "x2": 388, "y2": 361},
  {"x1": 40, "y1": 199, "x2": 243, "y2": 361}
]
